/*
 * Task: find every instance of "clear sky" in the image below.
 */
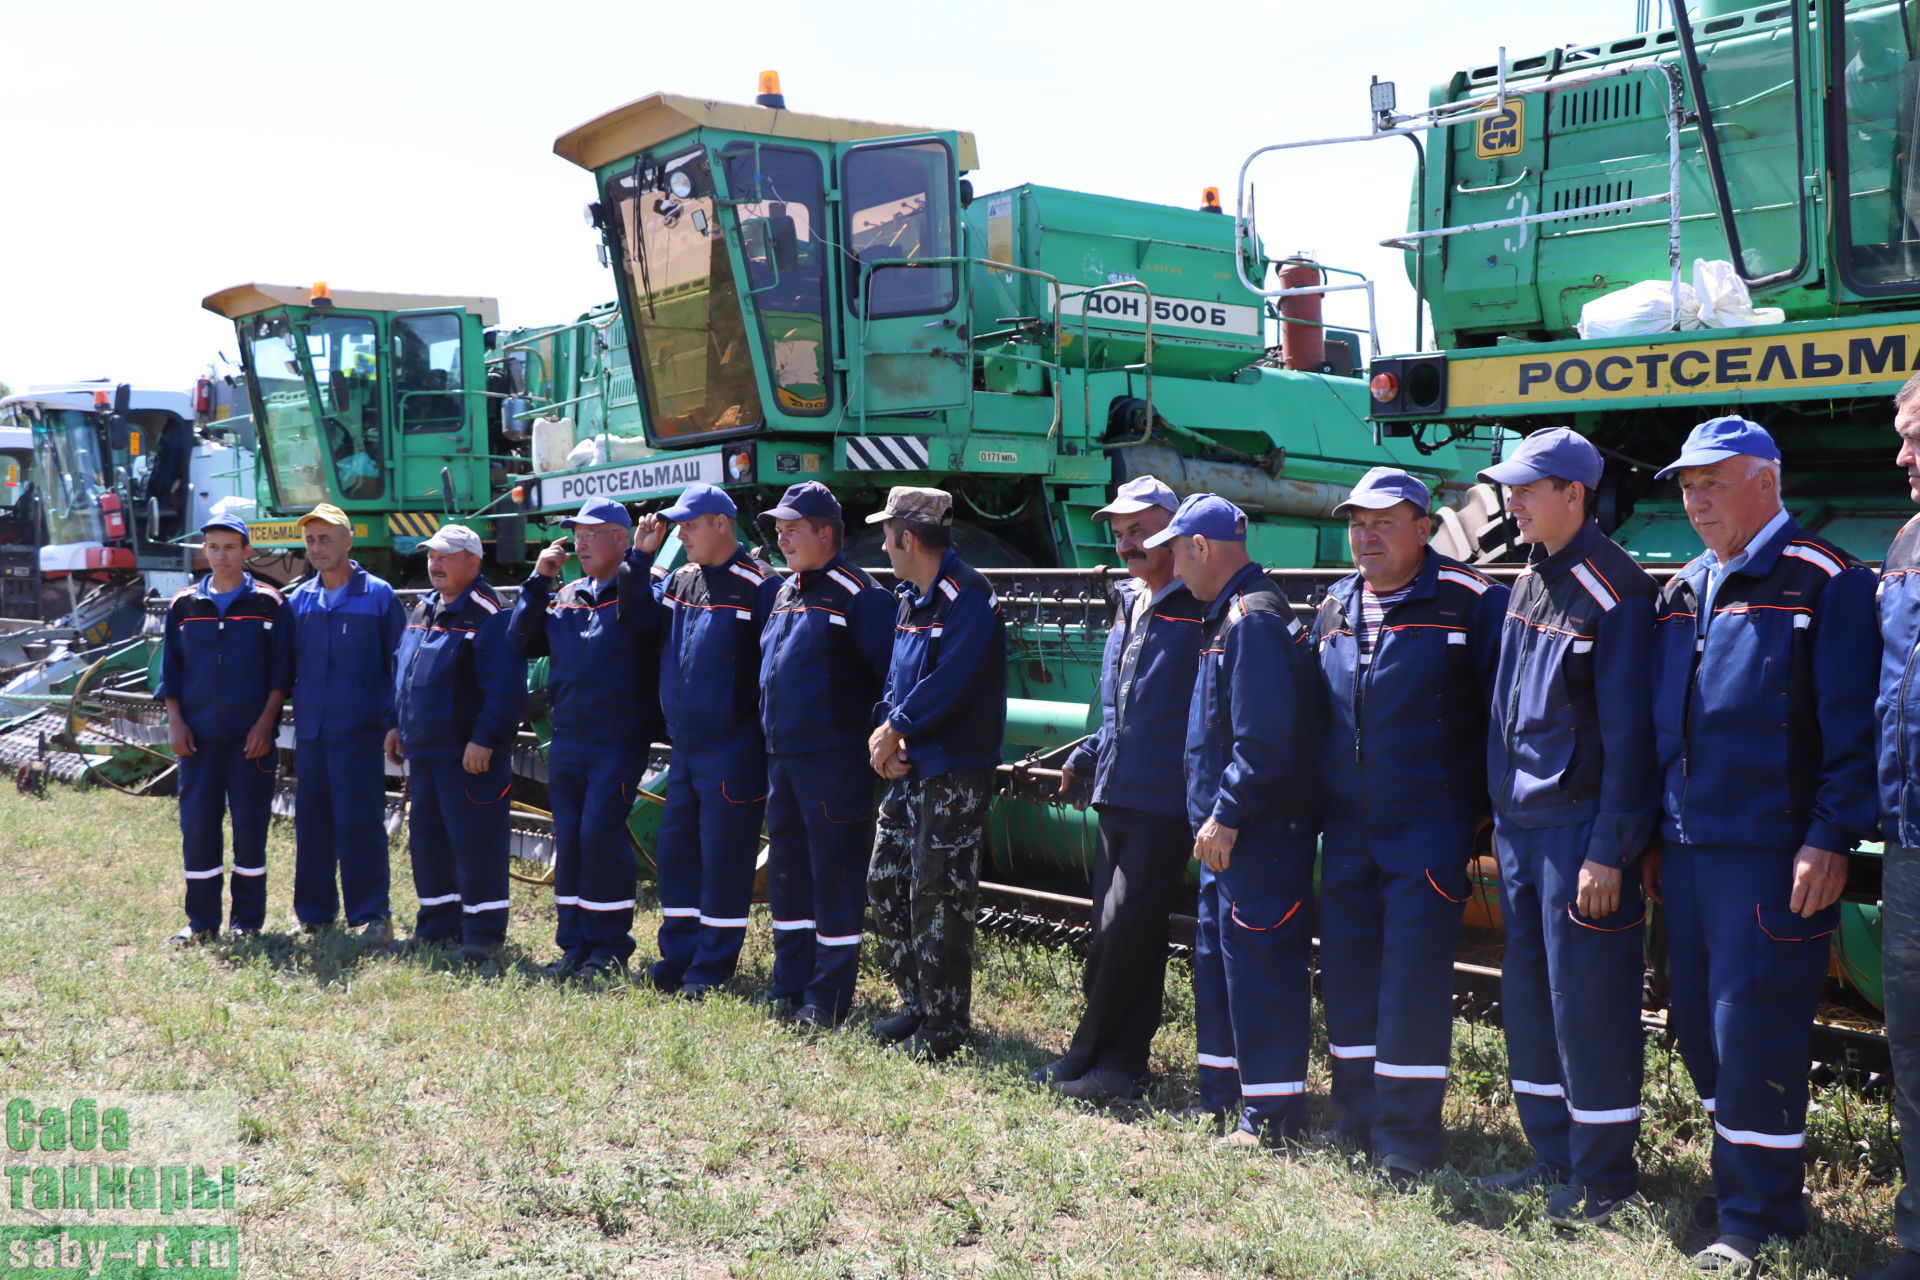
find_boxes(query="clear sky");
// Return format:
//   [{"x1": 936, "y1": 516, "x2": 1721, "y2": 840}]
[{"x1": 1, "y1": 0, "x2": 1634, "y2": 392}]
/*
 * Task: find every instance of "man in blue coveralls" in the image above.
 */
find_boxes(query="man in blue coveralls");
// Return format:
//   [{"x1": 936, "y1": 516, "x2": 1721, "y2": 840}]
[
  {"x1": 1476, "y1": 428, "x2": 1659, "y2": 1227},
  {"x1": 1036, "y1": 476, "x2": 1206, "y2": 1102},
  {"x1": 1865, "y1": 375, "x2": 1920, "y2": 1280},
  {"x1": 757, "y1": 481, "x2": 894, "y2": 1027},
  {"x1": 1149, "y1": 493, "x2": 1324, "y2": 1145},
  {"x1": 631, "y1": 482, "x2": 781, "y2": 999},
  {"x1": 386, "y1": 524, "x2": 528, "y2": 962},
  {"x1": 158, "y1": 515, "x2": 293, "y2": 945},
  {"x1": 1647, "y1": 417, "x2": 1877, "y2": 1274},
  {"x1": 286, "y1": 503, "x2": 406, "y2": 945},
  {"x1": 1310, "y1": 467, "x2": 1506, "y2": 1184},
  {"x1": 867, "y1": 485, "x2": 1008, "y2": 1061},
  {"x1": 510, "y1": 496, "x2": 664, "y2": 981}
]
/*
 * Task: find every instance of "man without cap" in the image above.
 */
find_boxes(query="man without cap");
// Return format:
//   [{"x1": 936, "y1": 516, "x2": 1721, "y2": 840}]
[
  {"x1": 1151, "y1": 493, "x2": 1324, "y2": 1144},
  {"x1": 1859, "y1": 376, "x2": 1920, "y2": 1280},
  {"x1": 1310, "y1": 467, "x2": 1506, "y2": 1182},
  {"x1": 757, "y1": 482, "x2": 894, "y2": 1027},
  {"x1": 286, "y1": 503, "x2": 407, "y2": 945},
  {"x1": 867, "y1": 486, "x2": 1007, "y2": 1061},
  {"x1": 508, "y1": 496, "x2": 664, "y2": 980},
  {"x1": 1646, "y1": 416, "x2": 1877, "y2": 1272},
  {"x1": 1034, "y1": 476, "x2": 1206, "y2": 1101},
  {"x1": 1474, "y1": 428, "x2": 1660, "y2": 1226},
  {"x1": 386, "y1": 525, "x2": 527, "y2": 962},
  {"x1": 631, "y1": 482, "x2": 781, "y2": 998},
  {"x1": 157, "y1": 517, "x2": 293, "y2": 945}
]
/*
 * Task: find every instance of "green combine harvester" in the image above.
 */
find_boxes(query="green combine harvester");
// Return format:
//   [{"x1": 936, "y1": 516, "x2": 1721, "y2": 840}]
[{"x1": 1245, "y1": 0, "x2": 1917, "y2": 1007}]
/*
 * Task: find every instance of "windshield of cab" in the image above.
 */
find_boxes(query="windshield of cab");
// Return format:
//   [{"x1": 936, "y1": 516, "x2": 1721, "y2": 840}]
[
  {"x1": 605, "y1": 148, "x2": 764, "y2": 442},
  {"x1": 31, "y1": 414, "x2": 109, "y2": 545},
  {"x1": 243, "y1": 310, "x2": 386, "y2": 506}
]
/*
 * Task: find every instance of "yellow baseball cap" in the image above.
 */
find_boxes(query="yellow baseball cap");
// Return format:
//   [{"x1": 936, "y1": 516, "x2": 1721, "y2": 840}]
[{"x1": 296, "y1": 503, "x2": 352, "y2": 529}]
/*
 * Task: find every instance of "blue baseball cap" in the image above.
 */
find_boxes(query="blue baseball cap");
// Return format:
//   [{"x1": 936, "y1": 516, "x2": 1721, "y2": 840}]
[
  {"x1": 1479, "y1": 426, "x2": 1603, "y2": 490},
  {"x1": 1142, "y1": 493, "x2": 1248, "y2": 547},
  {"x1": 1332, "y1": 466, "x2": 1432, "y2": 518},
  {"x1": 660, "y1": 481, "x2": 738, "y2": 522},
  {"x1": 1093, "y1": 475, "x2": 1180, "y2": 520},
  {"x1": 559, "y1": 496, "x2": 633, "y2": 529},
  {"x1": 762, "y1": 481, "x2": 840, "y2": 522},
  {"x1": 200, "y1": 516, "x2": 251, "y2": 540},
  {"x1": 1656, "y1": 415, "x2": 1782, "y2": 480}
]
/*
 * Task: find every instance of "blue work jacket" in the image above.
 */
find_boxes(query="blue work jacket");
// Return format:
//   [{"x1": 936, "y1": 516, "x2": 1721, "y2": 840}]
[
  {"x1": 1651, "y1": 517, "x2": 1878, "y2": 853},
  {"x1": 1311, "y1": 550, "x2": 1506, "y2": 824},
  {"x1": 1487, "y1": 520, "x2": 1660, "y2": 867},
  {"x1": 510, "y1": 550, "x2": 663, "y2": 751},
  {"x1": 759, "y1": 553, "x2": 894, "y2": 756},
  {"x1": 157, "y1": 574, "x2": 294, "y2": 741},
  {"x1": 1185, "y1": 560, "x2": 1325, "y2": 833},
  {"x1": 286, "y1": 562, "x2": 406, "y2": 744},
  {"x1": 394, "y1": 580, "x2": 528, "y2": 759},
  {"x1": 1878, "y1": 514, "x2": 1920, "y2": 847},
  {"x1": 878, "y1": 548, "x2": 1008, "y2": 780},
  {"x1": 1063, "y1": 575, "x2": 1206, "y2": 820},
  {"x1": 627, "y1": 543, "x2": 780, "y2": 753}
]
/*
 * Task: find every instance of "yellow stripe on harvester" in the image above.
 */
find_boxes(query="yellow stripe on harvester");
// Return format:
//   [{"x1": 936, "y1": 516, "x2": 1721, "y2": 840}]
[{"x1": 387, "y1": 512, "x2": 441, "y2": 538}]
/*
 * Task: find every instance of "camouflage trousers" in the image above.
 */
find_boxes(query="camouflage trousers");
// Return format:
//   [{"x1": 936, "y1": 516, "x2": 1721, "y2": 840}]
[{"x1": 867, "y1": 771, "x2": 994, "y2": 1035}]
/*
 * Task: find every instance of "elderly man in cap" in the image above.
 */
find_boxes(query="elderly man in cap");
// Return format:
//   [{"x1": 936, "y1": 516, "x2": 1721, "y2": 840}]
[
  {"x1": 1032, "y1": 476, "x2": 1206, "y2": 1101},
  {"x1": 1310, "y1": 467, "x2": 1506, "y2": 1182},
  {"x1": 1475, "y1": 428, "x2": 1659, "y2": 1226},
  {"x1": 509, "y1": 496, "x2": 663, "y2": 980},
  {"x1": 286, "y1": 503, "x2": 407, "y2": 944},
  {"x1": 756, "y1": 481, "x2": 895, "y2": 1027},
  {"x1": 866, "y1": 486, "x2": 1007, "y2": 1060},
  {"x1": 1647, "y1": 416, "x2": 1877, "y2": 1272},
  {"x1": 157, "y1": 515, "x2": 293, "y2": 945},
  {"x1": 1869, "y1": 375, "x2": 1920, "y2": 1280},
  {"x1": 385, "y1": 525, "x2": 527, "y2": 962},
  {"x1": 630, "y1": 481, "x2": 781, "y2": 998},
  {"x1": 1150, "y1": 493, "x2": 1324, "y2": 1144}
]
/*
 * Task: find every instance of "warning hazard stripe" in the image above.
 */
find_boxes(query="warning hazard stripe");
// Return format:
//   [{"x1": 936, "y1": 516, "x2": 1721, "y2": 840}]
[
  {"x1": 844, "y1": 436, "x2": 930, "y2": 471},
  {"x1": 387, "y1": 512, "x2": 443, "y2": 538}
]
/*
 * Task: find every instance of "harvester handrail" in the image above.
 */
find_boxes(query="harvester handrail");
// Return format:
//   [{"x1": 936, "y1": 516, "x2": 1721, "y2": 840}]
[
  {"x1": 1062, "y1": 280, "x2": 1155, "y2": 448},
  {"x1": 1232, "y1": 57, "x2": 1688, "y2": 339}
]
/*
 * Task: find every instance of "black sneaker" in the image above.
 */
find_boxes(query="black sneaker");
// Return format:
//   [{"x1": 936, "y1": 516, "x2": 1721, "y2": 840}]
[
  {"x1": 892, "y1": 1028, "x2": 966, "y2": 1062},
  {"x1": 575, "y1": 957, "x2": 629, "y2": 983},
  {"x1": 167, "y1": 927, "x2": 215, "y2": 948},
  {"x1": 387, "y1": 935, "x2": 450, "y2": 957},
  {"x1": 1028, "y1": 1057, "x2": 1080, "y2": 1086},
  {"x1": 644, "y1": 962, "x2": 682, "y2": 994},
  {"x1": 1050, "y1": 1068, "x2": 1144, "y2": 1103},
  {"x1": 1476, "y1": 1162, "x2": 1569, "y2": 1194},
  {"x1": 1547, "y1": 1183, "x2": 1644, "y2": 1228},
  {"x1": 1379, "y1": 1153, "x2": 1428, "y2": 1191},
  {"x1": 456, "y1": 943, "x2": 499, "y2": 965},
  {"x1": 356, "y1": 918, "x2": 394, "y2": 948},
  {"x1": 677, "y1": 983, "x2": 714, "y2": 1002},
  {"x1": 542, "y1": 954, "x2": 584, "y2": 980},
  {"x1": 871, "y1": 1010, "x2": 923, "y2": 1042},
  {"x1": 1691, "y1": 1234, "x2": 1762, "y2": 1275},
  {"x1": 791, "y1": 1004, "x2": 842, "y2": 1030}
]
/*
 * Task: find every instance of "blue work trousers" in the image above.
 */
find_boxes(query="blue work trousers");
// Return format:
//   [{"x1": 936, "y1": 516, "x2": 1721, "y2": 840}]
[
  {"x1": 1884, "y1": 845, "x2": 1920, "y2": 1253},
  {"x1": 178, "y1": 737, "x2": 277, "y2": 933},
  {"x1": 1495, "y1": 819, "x2": 1648, "y2": 1200},
  {"x1": 406, "y1": 754, "x2": 513, "y2": 947},
  {"x1": 765, "y1": 749, "x2": 876, "y2": 1019},
  {"x1": 1320, "y1": 817, "x2": 1475, "y2": 1168},
  {"x1": 1193, "y1": 817, "x2": 1316, "y2": 1138},
  {"x1": 548, "y1": 739, "x2": 648, "y2": 966},
  {"x1": 652, "y1": 744, "x2": 768, "y2": 990},
  {"x1": 292, "y1": 738, "x2": 391, "y2": 927}
]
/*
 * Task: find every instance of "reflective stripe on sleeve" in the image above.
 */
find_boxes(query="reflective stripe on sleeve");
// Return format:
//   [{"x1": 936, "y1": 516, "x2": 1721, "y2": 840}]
[
  {"x1": 1326, "y1": 1043, "x2": 1377, "y2": 1059},
  {"x1": 578, "y1": 898, "x2": 638, "y2": 911},
  {"x1": 1568, "y1": 1104, "x2": 1643, "y2": 1124},
  {"x1": 1714, "y1": 1121, "x2": 1802, "y2": 1149},
  {"x1": 231, "y1": 864, "x2": 266, "y2": 877},
  {"x1": 770, "y1": 918, "x2": 817, "y2": 932},
  {"x1": 461, "y1": 899, "x2": 510, "y2": 914},
  {"x1": 700, "y1": 915, "x2": 749, "y2": 928},
  {"x1": 1375, "y1": 1062, "x2": 1448, "y2": 1079},
  {"x1": 816, "y1": 933, "x2": 861, "y2": 946},
  {"x1": 1197, "y1": 1053, "x2": 1238, "y2": 1070},
  {"x1": 416, "y1": 892, "x2": 462, "y2": 907},
  {"x1": 1240, "y1": 1080, "x2": 1306, "y2": 1097},
  {"x1": 1511, "y1": 1079, "x2": 1565, "y2": 1098}
]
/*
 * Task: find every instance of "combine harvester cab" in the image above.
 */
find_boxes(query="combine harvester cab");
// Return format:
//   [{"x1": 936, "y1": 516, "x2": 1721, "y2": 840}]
[{"x1": 1235, "y1": 0, "x2": 1919, "y2": 1009}]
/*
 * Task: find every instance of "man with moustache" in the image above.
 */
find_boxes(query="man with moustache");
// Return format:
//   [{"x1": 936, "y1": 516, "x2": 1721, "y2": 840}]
[
  {"x1": 386, "y1": 524, "x2": 527, "y2": 962},
  {"x1": 286, "y1": 503, "x2": 407, "y2": 945},
  {"x1": 630, "y1": 482, "x2": 781, "y2": 1000},
  {"x1": 1149, "y1": 493, "x2": 1324, "y2": 1144},
  {"x1": 158, "y1": 515, "x2": 293, "y2": 945},
  {"x1": 757, "y1": 481, "x2": 894, "y2": 1027},
  {"x1": 1033, "y1": 477, "x2": 1205, "y2": 1102},
  {"x1": 1311, "y1": 467, "x2": 1506, "y2": 1184},
  {"x1": 1646, "y1": 417, "x2": 1876, "y2": 1273},
  {"x1": 508, "y1": 496, "x2": 664, "y2": 981}
]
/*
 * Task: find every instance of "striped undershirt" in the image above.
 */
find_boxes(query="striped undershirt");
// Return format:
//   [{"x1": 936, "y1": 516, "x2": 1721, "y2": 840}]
[{"x1": 1358, "y1": 584, "x2": 1413, "y2": 662}]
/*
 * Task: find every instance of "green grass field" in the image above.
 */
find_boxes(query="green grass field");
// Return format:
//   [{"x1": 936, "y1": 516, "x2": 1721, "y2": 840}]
[{"x1": 0, "y1": 783, "x2": 1907, "y2": 1278}]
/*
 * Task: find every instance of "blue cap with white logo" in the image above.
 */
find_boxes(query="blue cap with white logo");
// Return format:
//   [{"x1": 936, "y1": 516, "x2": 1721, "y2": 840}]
[
  {"x1": 1332, "y1": 466, "x2": 1433, "y2": 518},
  {"x1": 1142, "y1": 493, "x2": 1248, "y2": 547},
  {"x1": 559, "y1": 496, "x2": 633, "y2": 529},
  {"x1": 762, "y1": 481, "x2": 840, "y2": 522},
  {"x1": 1093, "y1": 475, "x2": 1180, "y2": 520},
  {"x1": 1655, "y1": 415, "x2": 1782, "y2": 480},
  {"x1": 660, "y1": 481, "x2": 738, "y2": 523},
  {"x1": 1479, "y1": 426, "x2": 1603, "y2": 490},
  {"x1": 200, "y1": 515, "x2": 251, "y2": 540}
]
